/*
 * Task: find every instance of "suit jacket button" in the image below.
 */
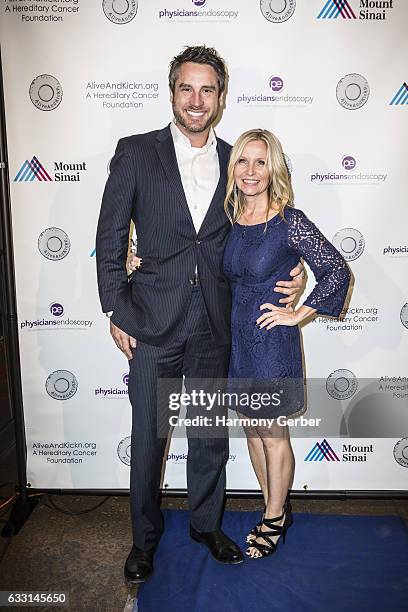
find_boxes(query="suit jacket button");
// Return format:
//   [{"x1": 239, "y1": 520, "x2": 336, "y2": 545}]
[{"x1": 195, "y1": 240, "x2": 201, "y2": 245}]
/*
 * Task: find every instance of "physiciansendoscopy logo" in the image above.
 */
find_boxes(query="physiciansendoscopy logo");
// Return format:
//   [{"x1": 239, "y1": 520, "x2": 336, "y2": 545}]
[
  {"x1": 38, "y1": 228, "x2": 71, "y2": 261},
  {"x1": 332, "y1": 228, "x2": 365, "y2": 261},
  {"x1": 20, "y1": 302, "x2": 93, "y2": 332},
  {"x1": 158, "y1": 1, "x2": 238, "y2": 21},
  {"x1": 50, "y1": 302, "x2": 64, "y2": 317},
  {"x1": 237, "y1": 74, "x2": 313, "y2": 107},
  {"x1": 326, "y1": 369, "x2": 358, "y2": 400},
  {"x1": 29, "y1": 75, "x2": 62, "y2": 111},
  {"x1": 336, "y1": 74, "x2": 370, "y2": 110},
  {"x1": 95, "y1": 374, "x2": 129, "y2": 398},
  {"x1": 341, "y1": 155, "x2": 356, "y2": 170},
  {"x1": 269, "y1": 76, "x2": 283, "y2": 92},
  {"x1": 117, "y1": 437, "x2": 131, "y2": 465},
  {"x1": 400, "y1": 304, "x2": 408, "y2": 329},
  {"x1": 46, "y1": 370, "x2": 78, "y2": 400},
  {"x1": 311, "y1": 155, "x2": 386, "y2": 185},
  {"x1": 394, "y1": 438, "x2": 408, "y2": 468},
  {"x1": 260, "y1": 0, "x2": 296, "y2": 23},
  {"x1": 103, "y1": 0, "x2": 138, "y2": 24}
]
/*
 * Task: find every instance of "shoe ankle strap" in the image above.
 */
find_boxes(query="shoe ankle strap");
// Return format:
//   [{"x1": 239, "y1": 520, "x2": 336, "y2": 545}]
[{"x1": 263, "y1": 511, "x2": 285, "y2": 523}]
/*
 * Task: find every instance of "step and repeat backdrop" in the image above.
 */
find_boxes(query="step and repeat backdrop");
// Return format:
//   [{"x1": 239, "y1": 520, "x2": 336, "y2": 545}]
[{"x1": 1, "y1": 0, "x2": 407, "y2": 492}]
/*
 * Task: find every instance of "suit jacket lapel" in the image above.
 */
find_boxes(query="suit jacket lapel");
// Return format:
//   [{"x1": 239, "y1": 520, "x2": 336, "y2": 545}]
[
  {"x1": 197, "y1": 139, "x2": 229, "y2": 236},
  {"x1": 155, "y1": 126, "x2": 195, "y2": 228}
]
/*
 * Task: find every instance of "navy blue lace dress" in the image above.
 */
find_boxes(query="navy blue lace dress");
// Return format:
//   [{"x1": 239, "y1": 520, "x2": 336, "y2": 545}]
[{"x1": 222, "y1": 207, "x2": 351, "y2": 419}]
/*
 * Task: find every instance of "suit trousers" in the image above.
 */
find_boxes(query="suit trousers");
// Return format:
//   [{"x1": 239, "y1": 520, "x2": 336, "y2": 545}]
[{"x1": 128, "y1": 285, "x2": 231, "y2": 551}]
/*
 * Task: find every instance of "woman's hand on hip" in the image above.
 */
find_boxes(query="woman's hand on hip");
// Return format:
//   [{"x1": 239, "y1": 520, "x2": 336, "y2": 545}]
[
  {"x1": 257, "y1": 303, "x2": 316, "y2": 330},
  {"x1": 257, "y1": 304, "x2": 300, "y2": 329}
]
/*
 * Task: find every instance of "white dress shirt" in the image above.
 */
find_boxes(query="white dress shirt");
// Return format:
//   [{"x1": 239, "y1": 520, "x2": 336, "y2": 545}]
[{"x1": 170, "y1": 120, "x2": 220, "y2": 233}]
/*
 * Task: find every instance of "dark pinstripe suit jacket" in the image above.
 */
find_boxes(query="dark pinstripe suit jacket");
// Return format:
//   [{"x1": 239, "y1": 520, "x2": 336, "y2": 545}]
[{"x1": 96, "y1": 124, "x2": 232, "y2": 347}]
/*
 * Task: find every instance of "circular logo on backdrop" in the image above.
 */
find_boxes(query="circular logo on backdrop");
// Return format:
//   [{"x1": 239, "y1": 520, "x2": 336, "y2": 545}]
[
  {"x1": 38, "y1": 228, "x2": 71, "y2": 261},
  {"x1": 342, "y1": 155, "x2": 356, "y2": 170},
  {"x1": 269, "y1": 76, "x2": 284, "y2": 92},
  {"x1": 400, "y1": 303, "x2": 408, "y2": 329},
  {"x1": 103, "y1": 0, "x2": 138, "y2": 24},
  {"x1": 122, "y1": 373, "x2": 129, "y2": 386},
  {"x1": 46, "y1": 370, "x2": 78, "y2": 400},
  {"x1": 117, "y1": 436, "x2": 131, "y2": 465},
  {"x1": 192, "y1": 0, "x2": 206, "y2": 6},
  {"x1": 336, "y1": 74, "x2": 370, "y2": 110},
  {"x1": 332, "y1": 228, "x2": 365, "y2": 261},
  {"x1": 29, "y1": 75, "x2": 63, "y2": 111},
  {"x1": 393, "y1": 438, "x2": 408, "y2": 468},
  {"x1": 50, "y1": 302, "x2": 64, "y2": 317},
  {"x1": 326, "y1": 369, "x2": 358, "y2": 400},
  {"x1": 260, "y1": 0, "x2": 296, "y2": 23}
]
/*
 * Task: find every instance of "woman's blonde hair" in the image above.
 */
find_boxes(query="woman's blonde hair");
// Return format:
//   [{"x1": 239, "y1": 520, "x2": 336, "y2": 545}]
[{"x1": 224, "y1": 129, "x2": 294, "y2": 227}]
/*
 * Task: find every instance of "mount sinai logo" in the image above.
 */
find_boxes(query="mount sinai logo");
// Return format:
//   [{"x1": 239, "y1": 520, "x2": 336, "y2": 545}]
[
  {"x1": 14, "y1": 156, "x2": 87, "y2": 182},
  {"x1": 317, "y1": 0, "x2": 395, "y2": 21}
]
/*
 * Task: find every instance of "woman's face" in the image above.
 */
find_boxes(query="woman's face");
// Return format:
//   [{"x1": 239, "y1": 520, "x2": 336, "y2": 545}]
[{"x1": 234, "y1": 139, "x2": 270, "y2": 198}]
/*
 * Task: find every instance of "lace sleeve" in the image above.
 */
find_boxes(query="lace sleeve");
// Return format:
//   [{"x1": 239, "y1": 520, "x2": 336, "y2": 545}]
[{"x1": 287, "y1": 208, "x2": 351, "y2": 318}]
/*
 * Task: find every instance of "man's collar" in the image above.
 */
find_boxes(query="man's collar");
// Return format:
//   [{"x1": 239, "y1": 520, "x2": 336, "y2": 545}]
[{"x1": 170, "y1": 119, "x2": 216, "y2": 152}]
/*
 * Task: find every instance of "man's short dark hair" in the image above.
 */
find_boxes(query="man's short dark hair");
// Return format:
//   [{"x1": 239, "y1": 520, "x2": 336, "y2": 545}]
[{"x1": 169, "y1": 45, "x2": 227, "y2": 94}]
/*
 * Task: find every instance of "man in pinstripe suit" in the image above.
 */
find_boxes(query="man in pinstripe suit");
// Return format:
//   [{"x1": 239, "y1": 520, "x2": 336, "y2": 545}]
[{"x1": 96, "y1": 46, "x2": 302, "y2": 583}]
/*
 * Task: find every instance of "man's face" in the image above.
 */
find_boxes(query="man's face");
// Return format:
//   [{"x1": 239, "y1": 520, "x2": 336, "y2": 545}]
[{"x1": 170, "y1": 62, "x2": 222, "y2": 135}]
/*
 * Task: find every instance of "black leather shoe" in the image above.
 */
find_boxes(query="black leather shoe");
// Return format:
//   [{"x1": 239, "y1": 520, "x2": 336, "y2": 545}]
[
  {"x1": 124, "y1": 545, "x2": 154, "y2": 583},
  {"x1": 190, "y1": 527, "x2": 244, "y2": 564}
]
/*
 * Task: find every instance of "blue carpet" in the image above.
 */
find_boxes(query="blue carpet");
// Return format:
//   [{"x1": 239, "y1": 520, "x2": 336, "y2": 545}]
[{"x1": 135, "y1": 509, "x2": 408, "y2": 612}]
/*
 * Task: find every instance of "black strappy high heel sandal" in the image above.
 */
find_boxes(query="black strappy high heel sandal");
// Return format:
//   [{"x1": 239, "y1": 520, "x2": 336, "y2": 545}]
[
  {"x1": 246, "y1": 501, "x2": 293, "y2": 559},
  {"x1": 247, "y1": 493, "x2": 292, "y2": 544}
]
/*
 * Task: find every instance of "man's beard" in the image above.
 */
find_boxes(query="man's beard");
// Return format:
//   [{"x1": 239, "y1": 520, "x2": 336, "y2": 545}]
[{"x1": 173, "y1": 106, "x2": 218, "y2": 133}]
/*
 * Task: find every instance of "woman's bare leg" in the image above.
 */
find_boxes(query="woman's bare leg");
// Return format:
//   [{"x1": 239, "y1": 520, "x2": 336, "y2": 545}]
[{"x1": 239, "y1": 412, "x2": 268, "y2": 505}]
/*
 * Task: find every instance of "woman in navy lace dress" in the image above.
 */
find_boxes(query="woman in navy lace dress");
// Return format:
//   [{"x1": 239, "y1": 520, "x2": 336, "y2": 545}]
[{"x1": 222, "y1": 129, "x2": 351, "y2": 559}]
